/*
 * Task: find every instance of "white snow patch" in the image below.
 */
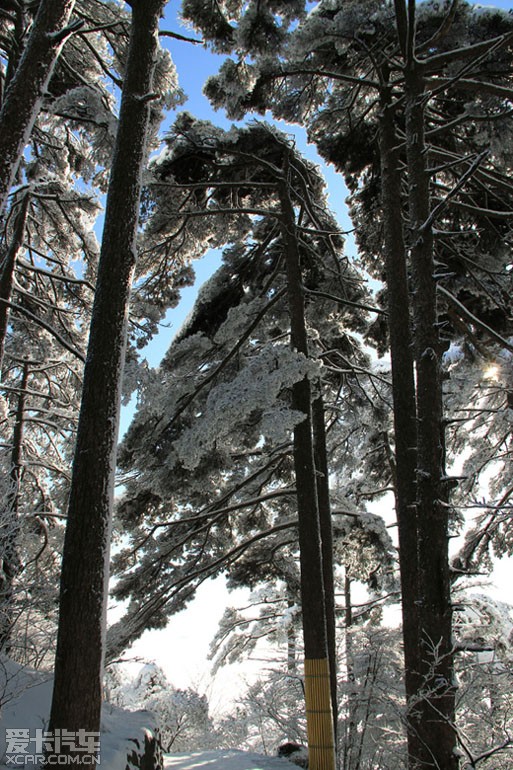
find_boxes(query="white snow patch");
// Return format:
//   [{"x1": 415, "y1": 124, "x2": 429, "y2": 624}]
[
  {"x1": 164, "y1": 749, "x2": 291, "y2": 769},
  {"x1": 0, "y1": 657, "x2": 159, "y2": 769}
]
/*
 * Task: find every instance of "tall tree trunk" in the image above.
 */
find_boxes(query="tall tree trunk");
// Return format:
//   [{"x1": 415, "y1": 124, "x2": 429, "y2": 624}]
[
  {"x1": 380, "y1": 56, "x2": 457, "y2": 765},
  {"x1": 0, "y1": 0, "x2": 78, "y2": 218},
  {"x1": 0, "y1": 194, "x2": 30, "y2": 373},
  {"x1": 279, "y1": 155, "x2": 336, "y2": 770},
  {"x1": 404, "y1": 62, "x2": 457, "y2": 769},
  {"x1": 378, "y1": 82, "x2": 425, "y2": 766},
  {"x1": 312, "y1": 392, "x2": 338, "y2": 740},
  {"x1": 0, "y1": 361, "x2": 28, "y2": 651},
  {"x1": 48, "y1": 0, "x2": 165, "y2": 760}
]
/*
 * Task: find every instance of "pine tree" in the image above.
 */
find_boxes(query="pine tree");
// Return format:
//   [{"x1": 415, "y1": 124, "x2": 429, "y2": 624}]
[
  {"x1": 110, "y1": 117, "x2": 385, "y2": 769},
  {"x1": 48, "y1": 0, "x2": 169, "y2": 757},
  {"x1": 181, "y1": 2, "x2": 513, "y2": 765},
  {"x1": 0, "y1": 0, "x2": 79, "y2": 216}
]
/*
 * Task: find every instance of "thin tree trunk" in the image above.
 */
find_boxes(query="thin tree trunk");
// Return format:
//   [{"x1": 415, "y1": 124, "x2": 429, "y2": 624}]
[
  {"x1": 285, "y1": 590, "x2": 299, "y2": 743},
  {"x1": 48, "y1": 0, "x2": 164, "y2": 760},
  {"x1": 343, "y1": 571, "x2": 357, "y2": 770},
  {"x1": 0, "y1": 0, "x2": 78, "y2": 218},
  {"x1": 0, "y1": 194, "x2": 30, "y2": 373},
  {"x1": 279, "y1": 155, "x2": 336, "y2": 770},
  {"x1": 0, "y1": 361, "x2": 28, "y2": 651},
  {"x1": 286, "y1": 591, "x2": 297, "y2": 677},
  {"x1": 405, "y1": 61, "x2": 458, "y2": 769},
  {"x1": 312, "y1": 392, "x2": 338, "y2": 740}
]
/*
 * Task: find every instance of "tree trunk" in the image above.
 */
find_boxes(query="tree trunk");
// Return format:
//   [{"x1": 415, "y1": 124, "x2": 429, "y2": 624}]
[
  {"x1": 0, "y1": 361, "x2": 28, "y2": 651},
  {"x1": 2, "y1": 2, "x2": 32, "y2": 103},
  {"x1": 343, "y1": 571, "x2": 357, "y2": 770},
  {"x1": 404, "y1": 62, "x2": 458, "y2": 769},
  {"x1": 312, "y1": 392, "x2": 338, "y2": 740},
  {"x1": 0, "y1": 194, "x2": 30, "y2": 373},
  {"x1": 379, "y1": 57, "x2": 457, "y2": 766},
  {"x1": 48, "y1": 0, "x2": 164, "y2": 760},
  {"x1": 378, "y1": 82, "x2": 427, "y2": 765},
  {"x1": 279, "y1": 156, "x2": 336, "y2": 770},
  {"x1": 286, "y1": 590, "x2": 297, "y2": 677},
  {"x1": 0, "y1": 0, "x2": 78, "y2": 218}
]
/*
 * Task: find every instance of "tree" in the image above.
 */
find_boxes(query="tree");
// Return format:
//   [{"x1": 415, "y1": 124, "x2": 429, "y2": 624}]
[
  {"x1": 0, "y1": 0, "x2": 80, "y2": 216},
  {"x1": 452, "y1": 595, "x2": 513, "y2": 769},
  {"x1": 110, "y1": 116, "x2": 380, "y2": 767},
  {"x1": 0, "y1": 1, "x2": 142, "y2": 668},
  {"x1": 107, "y1": 663, "x2": 217, "y2": 753},
  {"x1": 182, "y1": 1, "x2": 513, "y2": 765},
  {"x1": 48, "y1": 0, "x2": 169, "y2": 757},
  {"x1": 0, "y1": 201, "x2": 92, "y2": 661}
]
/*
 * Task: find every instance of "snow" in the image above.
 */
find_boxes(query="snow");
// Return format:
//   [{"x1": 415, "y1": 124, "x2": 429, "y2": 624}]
[
  {"x1": 164, "y1": 750, "x2": 291, "y2": 770},
  {"x1": 0, "y1": 657, "x2": 298, "y2": 770},
  {"x1": 0, "y1": 657, "x2": 159, "y2": 769}
]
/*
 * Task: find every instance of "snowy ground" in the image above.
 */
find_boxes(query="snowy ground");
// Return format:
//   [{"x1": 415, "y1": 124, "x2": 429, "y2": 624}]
[
  {"x1": 164, "y1": 750, "x2": 294, "y2": 770},
  {"x1": 0, "y1": 657, "x2": 156, "y2": 767},
  {"x1": 0, "y1": 658, "x2": 296, "y2": 769}
]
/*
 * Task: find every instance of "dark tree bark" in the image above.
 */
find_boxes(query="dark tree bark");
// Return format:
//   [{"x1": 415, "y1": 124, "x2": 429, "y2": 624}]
[
  {"x1": 0, "y1": 0, "x2": 78, "y2": 217},
  {"x1": 312, "y1": 393, "x2": 338, "y2": 739},
  {"x1": 378, "y1": 81, "x2": 423, "y2": 764},
  {"x1": 342, "y1": 572, "x2": 357, "y2": 770},
  {"x1": 379, "y1": 7, "x2": 458, "y2": 762},
  {"x1": 279, "y1": 155, "x2": 336, "y2": 770},
  {"x1": 48, "y1": 0, "x2": 165, "y2": 759},
  {"x1": 0, "y1": 361, "x2": 28, "y2": 651},
  {"x1": 404, "y1": 62, "x2": 458, "y2": 769},
  {"x1": 0, "y1": 194, "x2": 30, "y2": 373},
  {"x1": 379, "y1": 65, "x2": 457, "y2": 767}
]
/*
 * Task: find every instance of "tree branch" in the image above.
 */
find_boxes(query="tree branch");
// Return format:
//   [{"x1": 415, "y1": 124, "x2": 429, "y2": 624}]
[{"x1": 0, "y1": 298, "x2": 85, "y2": 361}]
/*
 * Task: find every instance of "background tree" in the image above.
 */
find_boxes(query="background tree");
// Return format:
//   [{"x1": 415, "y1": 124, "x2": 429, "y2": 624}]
[
  {"x1": 107, "y1": 662, "x2": 217, "y2": 754},
  {"x1": 0, "y1": 0, "x2": 184, "y2": 671},
  {"x1": 108, "y1": 116, "x2": 382, "y2": 767},
  {"x1": 0, "y1": 0, "x2": 79, "y2": 215}
]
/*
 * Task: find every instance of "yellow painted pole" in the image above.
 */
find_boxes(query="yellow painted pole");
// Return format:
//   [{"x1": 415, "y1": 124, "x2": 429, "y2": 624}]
[{"x1": 304, "y1": 658, "x2": 336, "y2": 770}]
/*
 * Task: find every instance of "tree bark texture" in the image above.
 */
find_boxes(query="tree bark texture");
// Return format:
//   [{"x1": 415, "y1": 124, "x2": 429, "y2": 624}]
[
  {"x1": 0, "y1": 0, "x2": 77, "y2": 218},
  {"x1": 279, "y1": 160, "x2": 336, "y2": 770},
  {"x1": 48, "y1": 0, "x2": 165, "y2": 757},
  {"x1": 378, "y1": 46, "x2": 458, "y2": 764},
  {"x1": 0, "y1": 194, "x2": 30, "y2": 373},
  {"x1": 404, "y1": 62, "x2": 457, "y2": 770},
  {"x1": 312, "y1": 393, "x2": 338, "y2": 739},
  {"x1": 378, "y1": 82, "x2": 427, "y2": 764}
]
